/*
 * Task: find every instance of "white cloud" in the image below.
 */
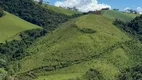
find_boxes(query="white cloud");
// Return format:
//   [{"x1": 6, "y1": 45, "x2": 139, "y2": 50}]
[
  {"x1": 137, "y1": 7, "x2": 142, "y2": 14},
  {"x1": 54, "y1": 0, "x2": 111, "y2": 12}
]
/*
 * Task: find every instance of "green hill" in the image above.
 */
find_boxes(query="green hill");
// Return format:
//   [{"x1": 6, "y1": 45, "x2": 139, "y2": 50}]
[
  {"x1": 0, "y1": 11, "x2": 41, "y2": 43},
  {"x1": 14, "y1": 14, "x2": 141, "y2": 80},
  {"x1": 101, "y1": 10, "x2": 140, "y2": 22},
  {"x1": 0, "y1": 1, "x2": 142, "y2": 79},
  {"x1": 43, "y1": 4, "x2": 82, "y2": 16}
]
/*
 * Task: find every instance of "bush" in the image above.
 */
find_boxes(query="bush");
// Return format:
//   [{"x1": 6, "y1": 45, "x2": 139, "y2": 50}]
[
  {"x1": 84, "y1": 68, "x2": 104, "y2": 80},
  {"x1": 79, "y1": 28, "x2": 96, "y2": 33}
]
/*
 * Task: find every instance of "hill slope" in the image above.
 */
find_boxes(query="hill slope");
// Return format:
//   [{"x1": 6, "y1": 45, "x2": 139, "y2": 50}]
[
  {"x1": 43, "y1": 4, "x2": 82, "y2": 16},
  {"x1": 102, "y1": 10, "x2": 139, "y2": 22},
  {"x1": 0, "y1": 11, "x2": 41, "y2": 43},
  {"x1": 14, "y1": 14, "x2": 136, "y2": 80}
]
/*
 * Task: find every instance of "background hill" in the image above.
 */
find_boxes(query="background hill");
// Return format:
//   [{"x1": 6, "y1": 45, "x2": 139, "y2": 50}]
[
  {"x1": 0, "y1": 11, "x2": 41, "y2": 43},
  {"x1": 43, "y1": 4, "x2": 82, "y2": 16},
  {"x1": 101, "y1": 10, "x2": 140, "y2": 22}
]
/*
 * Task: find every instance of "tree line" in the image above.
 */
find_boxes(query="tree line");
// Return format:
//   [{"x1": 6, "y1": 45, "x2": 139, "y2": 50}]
[
  {"x1": 0, "y1": 0, "x2": 69, "y2": 29},
  {"x1": 113, "y1": 15, "x2": 142, "y2": 41}
]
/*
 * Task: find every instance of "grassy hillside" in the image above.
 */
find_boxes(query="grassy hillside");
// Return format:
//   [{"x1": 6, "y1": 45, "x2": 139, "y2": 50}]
[
  {"x1": 35, "y1": 48, "x2": 129, "y2": 80},
  {"x1": 43, "y1": 4, "x2": 82, "y2": 16},
  {"x1": 0, "y1": 11, "x2": 41, "y2": 43},
  {"x1": 101, "y1": 10, "x2": 140, "y2": 22},
  {"x1": 14, "y1": 14, "x2": 136, "y2": 80}
]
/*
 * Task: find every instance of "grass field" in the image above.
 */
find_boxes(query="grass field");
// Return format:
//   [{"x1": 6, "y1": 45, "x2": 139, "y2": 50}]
[
  {"x1": 15, "y1": 14, "x2": 134, "y2": 80},
  {"x1": 0, "y1": 11, "x2": 41, "y2": 43},
  {"x1": 101, "y1": 10, "x2": 140, "y2": 22},
  {"x1": 34, "y1": 48, "x2": 131, "y2": 80}
]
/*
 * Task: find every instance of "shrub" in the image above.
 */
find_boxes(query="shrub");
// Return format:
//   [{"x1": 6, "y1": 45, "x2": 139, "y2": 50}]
[
  {"x1": 79, "y1": 28, "x2": 96, "y2": 33},
  {"x1": 84, "y1": 68, "x2": 104, "y2": 80}
]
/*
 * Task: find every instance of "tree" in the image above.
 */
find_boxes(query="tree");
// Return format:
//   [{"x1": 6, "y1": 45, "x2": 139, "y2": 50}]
[
  {"x1": 0, "y1": 7, "x2": 4, "y2": 17},
  {"x1": 39, "y1": 0, "x2": 43, "y2": 5},
  {"x1": 113, "y1": 9, "x2": 119, "y2": 11}
]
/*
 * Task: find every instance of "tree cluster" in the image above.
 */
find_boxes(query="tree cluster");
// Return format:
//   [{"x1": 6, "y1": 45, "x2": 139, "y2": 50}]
[
  {"x1": 113, "y1": 15, "x2": 142, "y2": 41},
  {"x1": 119, "y1": 64, "x2": 142, "y2": 80},
  {"x1": 0, "y1": 29, "x2": 47, "y2": 62},
  {"x1": 0, "y1": 7, "x2": 4, "y2": 17},
  {"x1": 124, "y1": 9, "x2": 138, "y2": 14}
]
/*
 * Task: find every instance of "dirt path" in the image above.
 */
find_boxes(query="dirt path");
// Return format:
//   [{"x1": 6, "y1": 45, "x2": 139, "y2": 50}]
[{"x1": 103, "y1": 10, "x2": 108, "y2": 16}]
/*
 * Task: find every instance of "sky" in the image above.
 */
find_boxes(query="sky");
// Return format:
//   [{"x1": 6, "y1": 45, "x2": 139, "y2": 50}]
[{"x1": 42, "y1": 0, "x2": 142, "y2": 13}]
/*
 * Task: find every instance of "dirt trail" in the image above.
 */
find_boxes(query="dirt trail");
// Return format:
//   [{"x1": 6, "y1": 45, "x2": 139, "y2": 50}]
[{"x1": 103, "y1": 10, "x2": 108, "y2": 16}]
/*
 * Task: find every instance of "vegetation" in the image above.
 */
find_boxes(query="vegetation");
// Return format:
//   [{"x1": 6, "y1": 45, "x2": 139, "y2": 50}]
[
  {"x1": 13, "y1": 14, "x2": 132, "y2": 80},
  {"x1": 83, "y1": 68, "x2": 104, "y2": 80},
  {"x1": 101, "y1": 10, "x2": 139, "y2": 22},
  {"x1": 0, "y1": 0, "x2": 69, "y2": 28},
  {"x1": 113, "y1": 15, "x2": 142, "y2": 41},
  {"x1": 113, "y1": 14, "x2": 142, "y2": 80},
  {"x1": 0, "y1": 0, "x2": 82, "y2": 79},
  {"x1": 42, "y1": 4, "x2": 82, "y2": 16},
  {"x1": 119, "y1": 64, "x2": 142, "y2": 80},
  {"x1": 0, "y1": 0, "x2": 142, "y2": 79},
  {"x1": 0, "y1": 7, "x2": 4, "y2": 17},
  {"x1": 0, "y1": 11, "x2": 41, "y2": 43}
]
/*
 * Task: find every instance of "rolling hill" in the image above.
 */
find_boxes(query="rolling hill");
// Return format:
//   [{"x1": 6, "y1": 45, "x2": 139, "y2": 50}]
[
  {"x1": 0, "y1": 11, "x2": 41, "y2": 43},
  {"x1": 0, "y1": 0, "x2": 142, "y2": 79},
  {"x1": 43, "y1": 4, "x2": 82, "y2": 16},
  {"x1": 13, "y1": 13, "x2": 142, "y2": 80},
  {"x1": 101, "y1": 10, "x2": 140, "y2": 22}
]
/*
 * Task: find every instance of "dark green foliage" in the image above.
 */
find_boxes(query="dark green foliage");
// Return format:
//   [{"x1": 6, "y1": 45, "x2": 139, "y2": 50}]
[
  {"x1": 0, "y1": 7, "x2": 4, "y2": 17},
  {"x1": 39, "y1": 0, "x2": 43, "y2": 5},
  {"x1": 79, "y1": 28, "x2": 96, "y2": 33},
  {"x1": 84, "y1": 68, "x2": 104, "y2": 80},
  {"x1": 0, "y1": 0, "x2": 69, "y2": 28},
  {"x1": 0, "y1": 29, "x2": 47, "y2": 62},
  {"x1": 128, "y1": 15, "x2": 142, "y2": 35},
  {"x1": 73, "y1": 24, "x2": 96, "y2": 34},
  {"x1": 113, "y1": 15, "x2": 142, "y2": 41},
  {"x1": 119, "y1": 64, "x2": 142, "y2": 80}
]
